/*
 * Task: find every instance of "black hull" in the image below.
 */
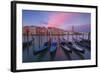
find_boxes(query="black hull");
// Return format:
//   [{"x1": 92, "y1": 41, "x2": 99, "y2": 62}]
[
  {"x1": 60, "y1": 45, "x2": 72, "y2": 53},
  {"x1": 50, "y1": 49, "x2": 57, "y2": 60},
  {"x1": 33, "y1": 41, "x2": 50, "y2": 55},
  {"x1": 33, "y1": 47, "x2": 48, "y2": 55},
  {"x1": 66, "y1": 42, "x2": 85, "y2": 53},
  {"x1": 76, "y1": 41, "x2": 91, "y2": 50}
]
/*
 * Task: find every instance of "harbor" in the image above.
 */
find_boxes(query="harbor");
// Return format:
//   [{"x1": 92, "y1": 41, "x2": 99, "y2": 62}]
[{"x1": 22, "y1": 26, "x2": 91, "y2": 63}]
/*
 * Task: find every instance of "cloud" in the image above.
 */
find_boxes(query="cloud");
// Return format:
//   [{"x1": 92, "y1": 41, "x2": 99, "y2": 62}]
[{"x1": 47, "y1": 13, "x2": 72, "y2": 28}]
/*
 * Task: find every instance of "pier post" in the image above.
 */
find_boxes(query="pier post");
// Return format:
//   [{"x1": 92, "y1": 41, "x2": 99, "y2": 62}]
[
  {"x1": 88, "y1": 32, "x2": 90, "y2": 40},
  {"x1": 26, "y1": 27, "x2": 29, "y2": 55},
  {"x1": 31, "y1": 34, "x2": 35, "y2": 55},
  {"x1": 67, "y1": 32, "x2": 69, "y2": 41},
  {"x1": 72, "y1": 26, "x2": 74, "y2": 41},
  {"x1": 39, "y1": 28, "x2": 40, "y2": 48},
  {"x1": 82, "y1": 33, "x2": 84, "y2": 39},
  {"x1": 76, "y1": 34, "x2": 78, "y2": 40}
]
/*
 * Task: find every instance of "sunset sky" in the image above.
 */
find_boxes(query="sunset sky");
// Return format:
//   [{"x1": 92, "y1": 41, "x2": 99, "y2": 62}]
[{"x1": 22, "y1": 10, "x2": 91, "y2": 32}]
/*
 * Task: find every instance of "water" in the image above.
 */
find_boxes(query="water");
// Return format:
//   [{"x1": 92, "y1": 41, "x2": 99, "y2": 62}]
[{"x1": 22, "y1": 35, "x2": 91, "y2": 63}]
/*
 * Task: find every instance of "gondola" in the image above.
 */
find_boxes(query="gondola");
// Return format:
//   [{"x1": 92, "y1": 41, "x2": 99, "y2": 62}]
[
  {"x1": 80, "y1": 38, "x2": 90, "y2": 47},
  {"x1": 33, "y1": 41, "x2": 50, "y2": 55},
  {"x1": 64, "y1": 40, "x2": 85, "y2": 53},
  {"x1": 62, "y1": 38, "x2": 85, "y2": 53},
  {"x1": 23, "y1": 42, "x2": 28, "y2": 49},
  {"x1": 80, "y1": 40, "x2": 90, "y2": 49},
  {"x1": 23, "y1": 40, "x2": 33, "y2": 50},
  {"x1": 73, "y1": 38, "x2": 90, "y2": 50},
  {"x1": 80, "y1": 38, "x2": 90, "y2": 43},
  {"x1": 60, "y1": 41, "x2": 72, "y2": 53},
  {"x1": 71, "y1": 41, "x2": 85, "y2": 53},
  {"x1": 49, "y1": 42, "x2": 57, "y2": 60}
]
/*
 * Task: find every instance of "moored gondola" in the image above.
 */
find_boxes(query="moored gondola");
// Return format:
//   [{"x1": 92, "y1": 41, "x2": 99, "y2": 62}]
[
  {"x1": 71, "y1": 42, "x2": 85, "y2": 53},
  {"x1": 62, "y1": 38, "x2": 85, "y2": 53},
  {"x1": 60, "y1": 41, "x2": 72, "y2": 53},
  {"x1": 23, "y1": 39, "x2": 34, "y2": 50},
  {"x1": 49, "y1": 42, "x2": 57, "y2": 60},
  {"x1": 33, "y1": 41, "x2": 50, "y2": 55},
  {"x1": 64, "y1": 41, "x2": 85, "y2": 53},
  {"x1": 73, "y1": 38, "x2": 90, "y2": 50}
]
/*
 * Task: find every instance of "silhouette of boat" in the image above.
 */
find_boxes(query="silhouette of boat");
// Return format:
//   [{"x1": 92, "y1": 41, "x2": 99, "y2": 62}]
[
  {"x1": 49, "y1": 42, "x2": 57, "y2": 60},
  {"x1": 33, "y1": 41, "x2": 50, "y2": 55},
  {"x1": 80, "y1": 38, "x2": 91, "y2": 48},
  {"x1": 60, "y1": 41, "x2": 72, "y2": 53},
  {"x1": 23, "y1": 39, "x2": 33, "y2": 50},
  {"x1": 72, "y1": 41, "x2": 85, "y2": 53},
  {"x1": 65, "y1": 40, "x2": 85, "y2": 53},
  {"x1": 62, "y1": 38, "x2": 85, "y2": 53},
  {"x1": 73, "y1": 38, "x2": 90, "y2": 50}
]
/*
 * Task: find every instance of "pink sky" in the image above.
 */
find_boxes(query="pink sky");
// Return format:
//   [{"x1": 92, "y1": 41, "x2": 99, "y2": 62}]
[{"x1": 47, "y1": 13, "x2": 72, "y2": 28}]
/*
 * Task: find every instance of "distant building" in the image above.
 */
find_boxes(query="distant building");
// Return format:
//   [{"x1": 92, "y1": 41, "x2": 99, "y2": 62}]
[{"x1": 23, "y1": 26, "x2": 67, "y2": 36}]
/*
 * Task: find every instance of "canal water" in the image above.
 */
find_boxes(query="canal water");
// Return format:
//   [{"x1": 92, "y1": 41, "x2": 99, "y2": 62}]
[{"x1": 22, "y1": 35, "x2": 91, "y2": 63}]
